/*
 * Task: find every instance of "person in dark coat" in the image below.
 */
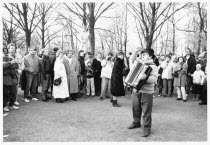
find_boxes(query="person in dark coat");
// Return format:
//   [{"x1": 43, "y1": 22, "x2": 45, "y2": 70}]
[
  {"x1": 48, "y1": 47, "x2": 59, "y2": 97},
  {"x1": 92, "y1": 53, "x2": 102, "y2": 96},
  {"x1": 40, "y1": 48, "x2": 51, "y2": 102},
  {"x1": 3, "y1": 43, "x2": 20, "y2": 112},
  {"x1": 78, "y1": 50, "x2": 86, "y2": 92},
  {"x1": 110, "y1": 50, "x2": 125, "y2": 107},
  {"x1": 185, "y1": 48, "x2": 196, "y2": 97},
  {"x1": 199, "y1": 67, "x2": 207, "y2": 105}
]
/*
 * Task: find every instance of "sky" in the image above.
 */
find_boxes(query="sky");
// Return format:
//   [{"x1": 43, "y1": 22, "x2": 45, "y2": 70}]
[{"x1": 2, "y1": 1, "x2": 206, "y2": 57}]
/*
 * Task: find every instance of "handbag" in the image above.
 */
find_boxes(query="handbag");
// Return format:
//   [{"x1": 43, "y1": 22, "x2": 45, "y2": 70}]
[
  {"x1": 171, "y1": 71, "x2": 178, "y2": 78},
  {"x1": 53, "y1": 77, "x2": 62, "y2": 86}
]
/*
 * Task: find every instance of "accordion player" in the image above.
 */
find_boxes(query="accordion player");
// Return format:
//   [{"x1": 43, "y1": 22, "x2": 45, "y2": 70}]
[{"x1": 124, "y1": 61, "x2": 152, "y2": 91}]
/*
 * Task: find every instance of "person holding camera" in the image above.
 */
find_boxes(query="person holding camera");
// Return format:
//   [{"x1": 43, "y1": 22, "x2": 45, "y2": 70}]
[
  {"x1": 3, "y1": 43, "x2": 20, "y2": 112},
  {"x1": 99, "y1": 52, "x2": 114, "y2": 100},
  {"x1": 161, "y1": 54, "x2": 173, "y2": 97},
  {"x1": 173, "y1": 56, "x2": 188, "y2": 102}
]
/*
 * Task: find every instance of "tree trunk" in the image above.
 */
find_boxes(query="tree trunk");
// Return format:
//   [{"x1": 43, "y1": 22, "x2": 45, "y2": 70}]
[
  {"x1": 83, "y1": 3, "x2": 87, "y2": 27},
  {"x1": 70, "y1": 20, "x2": 74, "y2": 53},
  {"x1": 88, "y1": 3, "x2": 95, "y2": 55},
  {"x1": 172, "y1": 23, "x2": 176, "y2": 54},
  {"x1": 41, "y1": 11, "x2": 45, "y2": 49},
  {"x1": 25, "y1": 30, "x2": 31, "y2": 51}
]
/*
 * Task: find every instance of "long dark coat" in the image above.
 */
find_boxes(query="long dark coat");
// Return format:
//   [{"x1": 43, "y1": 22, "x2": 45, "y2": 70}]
[{"x1": 111, "y1": 57, "x2": 125, "y2": 97}]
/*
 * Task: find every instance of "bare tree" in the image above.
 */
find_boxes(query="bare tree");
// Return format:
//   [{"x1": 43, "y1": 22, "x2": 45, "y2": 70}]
[
  {"x1": 4, "y1": 3, "x2": 41, "y2": 51},
  {"x1": 197, "y1": 2, "x2": 207, "y2": 55},
  {"x1": 64, "y1": 2, "x2": 114, "y2": 55},
  {"x1": 128, "y1": 2, "x2": 190, "y2": 50},
  {"x1": 3, "y1": 15, "x2": 25, "y2": 49},
  {"x1": 35, "y1": 3, "x2": 58, "y2": 49}
]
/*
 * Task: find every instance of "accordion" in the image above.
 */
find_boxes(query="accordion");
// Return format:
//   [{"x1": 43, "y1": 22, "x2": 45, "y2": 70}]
[{"x1": 124, "y1": 61, "x2": 152, "y2": 91}]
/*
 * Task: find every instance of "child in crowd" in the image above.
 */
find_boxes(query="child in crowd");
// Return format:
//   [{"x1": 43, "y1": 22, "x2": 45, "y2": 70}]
[
  {"x1": 191, "y1": 64, "x2": 205, "y2": 101},
  {"x1": 85, "y1": 59, "x2": 95, "y2": 96}
]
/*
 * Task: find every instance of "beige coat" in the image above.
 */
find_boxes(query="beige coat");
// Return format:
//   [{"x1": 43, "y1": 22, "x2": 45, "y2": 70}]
[{"x1": 68, "y1": 56, "x2": 79, "y2": 94}]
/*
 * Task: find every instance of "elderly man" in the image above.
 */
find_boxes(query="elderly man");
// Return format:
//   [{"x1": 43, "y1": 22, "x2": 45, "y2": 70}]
[
  {"x1": 3, "y1": 43, "x2": 20, "y2": 112},
  {"x1": 23, "y1": 47, "x2": 40, "y2": 102},
  {"x1": 63, "y1": 50, "x2": 79, "y2": 101}
]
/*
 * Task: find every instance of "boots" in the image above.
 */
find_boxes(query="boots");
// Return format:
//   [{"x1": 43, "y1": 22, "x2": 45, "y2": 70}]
[
  {"x1": 42, "y1": 92, "x2": 49, "y2": 102},
  {"x1": 112, "y1": 100, "x2": 121, "y2": 107}
]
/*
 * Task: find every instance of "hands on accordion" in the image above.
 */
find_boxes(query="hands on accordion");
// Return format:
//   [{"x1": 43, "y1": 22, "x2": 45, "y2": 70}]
[{"x1": 124, "y1": 61, "x2": 153, "y2": 91}]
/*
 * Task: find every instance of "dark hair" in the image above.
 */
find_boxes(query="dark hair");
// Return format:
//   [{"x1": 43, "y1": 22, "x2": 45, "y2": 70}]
[
  {"x1": 78, "y1": 50, "x2": 84, "y2": 56},
  {"x1": 108, "y1": 52, "x2": 113, "y2": 56},
  {"x1": 53, "y1": 47, "x2": 59, "y2": 52},
  {"x1": 178, "y1": 56, "x2": 185, "y2": 62}
]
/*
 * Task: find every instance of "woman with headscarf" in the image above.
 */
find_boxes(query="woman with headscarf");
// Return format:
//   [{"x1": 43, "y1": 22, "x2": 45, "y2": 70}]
[{"x1": 53, "y1": 50, "x2": 69, "y2": 103}]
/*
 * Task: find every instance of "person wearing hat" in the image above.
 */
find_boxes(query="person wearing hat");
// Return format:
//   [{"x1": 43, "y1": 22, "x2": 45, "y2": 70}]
[
  {"x1": 23, "y1": 47, "x2": 40, "y2": 102},
  {"x1": 161, "y1": 54, "x2": 173, "y2": 97},
  {"x1": 128, "y1": 48, "x2": 158, "y2": 137},
  {"x1": 110, "y1": 50, "x2": 125, "y2": 107},
  {"x1": 48, "y1": 47, "x2": 59, "y2": 97},
  {"x1": 53, "y1": 50, "x2": 69, "y2": 103}
]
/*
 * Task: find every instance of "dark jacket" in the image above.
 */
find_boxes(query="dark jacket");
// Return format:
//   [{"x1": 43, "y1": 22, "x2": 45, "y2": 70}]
[
  {"x1": 86, "y1": 66, "x2": 94, "y2": 78},
  {"x1": 3, "y1": 56, "x2": 19, "y2": 86},
  {"x1": 49, "y1": 52, "x2": 56, "y2": 74},
  {"x1": 111, "y1": 57, "x2": 125, "y2": 96},
  {"x1": 41, "y1": 55, "x2": 51, "y2": 75},
  {"x1": 187, "y1": 54, "x2": 196, "y2": 75},
  {"x1": 78, "y1": 56, "x2": 85, "y2": 75},
  {"x1": 197, "y1": 59, "x2": 206, "y2": 72},
  {"x1": 92, "y1": 58, "x2": 102, "y2": 78}
]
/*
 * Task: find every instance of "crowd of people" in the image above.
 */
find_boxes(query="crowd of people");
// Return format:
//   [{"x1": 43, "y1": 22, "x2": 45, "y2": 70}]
[{"x1": 3, "y1": 43, "x2": 207, "y2": 137}]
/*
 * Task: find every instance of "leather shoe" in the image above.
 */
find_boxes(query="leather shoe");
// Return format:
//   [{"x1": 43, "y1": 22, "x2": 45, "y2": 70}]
[
  {"x1": 199, "y1": 102, "x2": 207, "y2": 105},
  {"x1": 141, "y1": 129, "x2": 150, "y2": 137},
  {"x1": 100, "y1": 97, "x2": 104, "y2": 101},
  {"x1": 42, "y1": 98, "x2": 48, "y2": 102},
  {"x1": 71, "y1": 98, "x2": 77, "y2": 101},
  {"x1": 128, "y1": 122, "x2": 141, "y2": 129}
]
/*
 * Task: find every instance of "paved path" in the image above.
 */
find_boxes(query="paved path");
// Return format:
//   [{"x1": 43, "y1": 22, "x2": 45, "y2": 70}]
[{"x1": 3, "y1": 88, "x2": 207, "y2": 142}]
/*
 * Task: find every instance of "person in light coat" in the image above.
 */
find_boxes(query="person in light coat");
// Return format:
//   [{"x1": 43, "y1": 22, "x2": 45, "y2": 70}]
[
  {"x1": 53, "y1": 50, "x2": 69, "y2": 103},
  {"x1": 173, "y1": 56, "x2": 188, "y2": 102},
  {"x1": 161, "y1": 54, "x2": 173, "y2": 97},
  {"x1": 67, "y1": 51, "x2": 79, "y2": 100},
  {"x1": 99, "y1": 52, "x2": 114, "y2": 100}
]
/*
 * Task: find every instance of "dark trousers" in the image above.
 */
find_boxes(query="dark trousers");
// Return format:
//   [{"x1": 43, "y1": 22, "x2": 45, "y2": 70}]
[
  {"x1": 157, "y1": 77, "x2": 163, "y2": 95},
  {"x1": 186, "y1": 76, "x2": 193, "y2": 95},
  {"x1": 162, "y1": 79, "x2": 172, "y2": 96},
  {"x1": 24, "y1": 73, "x2": 38, "y2": 99},
  {"x1": 171, "y1": 78, "x2": 174, "y2": 94},
  {"x1": 200, "y1": 81, "x2": 207, "y2": 103},
  {"x1": 42, "y1": 74, "x2": 50, "y2": 98},
  {"x1": 3, "y1": 85, "x2": 16, "y2": 108},
  {"x1": 94, "y1": 74, "x2": 101, "y2": 95},
  {"x1": 131, "y1": 91, "x2": 153, "y2": 130},
  {"x1": 49, "y1": 73, "x2": 54, "y2": 96}
]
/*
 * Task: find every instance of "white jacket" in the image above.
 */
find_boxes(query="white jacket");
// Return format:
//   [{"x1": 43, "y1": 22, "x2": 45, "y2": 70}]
[
  {"x1": 161, "y1": 60, "x2": 173, "y2": 79},
  {"x1": 100, "y1": 59, "x2": 113, "y2": 79}
]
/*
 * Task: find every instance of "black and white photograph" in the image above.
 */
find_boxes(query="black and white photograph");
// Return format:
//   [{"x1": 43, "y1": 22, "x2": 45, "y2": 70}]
[{"x1": 2, "y1": 0, "x2": 208, "y2": 142}]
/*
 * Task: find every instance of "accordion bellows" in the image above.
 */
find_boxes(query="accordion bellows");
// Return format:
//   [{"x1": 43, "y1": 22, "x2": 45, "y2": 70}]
[{"x1": 124, "y1": 61, "x2": 152, "y2": 91}]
